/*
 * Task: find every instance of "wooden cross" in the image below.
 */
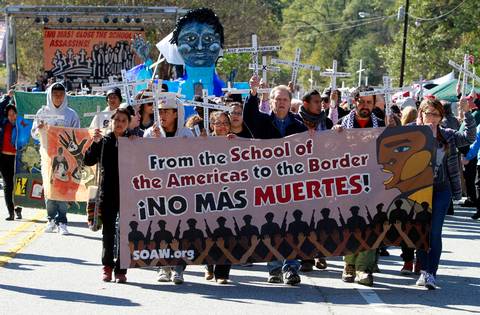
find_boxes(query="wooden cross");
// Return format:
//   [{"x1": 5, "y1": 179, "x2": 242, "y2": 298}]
[
  {"x1": 449, "y1": 55, "x2": 480, "y2": 96},
  {"x1": 222, "y1": 81, "x2": 271, "y2": 95},
  {"x1": 181, "y1": 89, "x2": 230, "y2": 136},
  {"x1": 84, "y1": 106, "x2": 113, "y2": 129},
  {"x1": 359, "y1": 75, "x2": 412, "y2": 116},
  {"x1": 224, "y1": 34, "x2": 281, "y2": 77},
  {"x1": 320, "y1": 60, "x2": 351, "y2": 91},
  {"x1": 249, "y1": 56, "x2": 280, "y2": 83},
  {"x1": 271, "y1": 48, "x2": 321, "y2": 87},
  {"x1": 24, "y1": 113, "x2": 65, "y2": 121},
  {"x1": 356, "y1": 59, "x2": 366, "y2": 87}
]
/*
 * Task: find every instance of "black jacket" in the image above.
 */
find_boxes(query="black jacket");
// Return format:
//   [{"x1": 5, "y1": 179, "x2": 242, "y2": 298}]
[
  {"x1": 243, "y1": 93, "x2": 307, "y2": 139},
  {"x1": 84, "y1": 131, "x2": 127, "y2": 216}
]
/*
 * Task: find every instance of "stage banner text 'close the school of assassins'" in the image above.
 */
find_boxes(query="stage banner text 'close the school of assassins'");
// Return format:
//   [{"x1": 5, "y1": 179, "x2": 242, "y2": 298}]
[
  {"x1": 118, "y1": 126, "x2": 435, "y2": 269},
  {"x1": 43, "y1": 28, "x2": 144, "y2": 83}
]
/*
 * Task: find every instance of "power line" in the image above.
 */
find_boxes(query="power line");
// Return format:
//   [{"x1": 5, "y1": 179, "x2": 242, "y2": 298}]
[
  {"x1": 310, "y1": 15, "x2": 396, "y2": 35},
  {"x1": 408, "y1": 0, "x2": 467, "y2": 21}
]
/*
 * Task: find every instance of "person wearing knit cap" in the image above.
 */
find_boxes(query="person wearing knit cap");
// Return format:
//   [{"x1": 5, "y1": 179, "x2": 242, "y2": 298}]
[{"x1": 89, "y1": 87, "x2": 123, "y2": 129}]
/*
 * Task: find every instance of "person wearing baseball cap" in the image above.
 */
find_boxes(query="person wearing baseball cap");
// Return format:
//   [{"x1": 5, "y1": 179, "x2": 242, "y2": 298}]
[{"x1": 89, "y1": 87, "x2": 123, "y2": 129}]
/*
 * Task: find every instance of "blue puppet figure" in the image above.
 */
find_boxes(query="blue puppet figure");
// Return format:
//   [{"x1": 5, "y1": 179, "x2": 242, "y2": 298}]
[
  {"x1": 126, "y1": 34, "x2": 153, "y2": 93},
  {"x1": 169, "y1": 8, "x2": 225, "y2": 117}
]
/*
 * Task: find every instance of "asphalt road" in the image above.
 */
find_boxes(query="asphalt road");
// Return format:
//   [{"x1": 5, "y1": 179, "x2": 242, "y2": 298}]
[{"x1": 0, "y1": 195, "x2": 479, "y2": 315}]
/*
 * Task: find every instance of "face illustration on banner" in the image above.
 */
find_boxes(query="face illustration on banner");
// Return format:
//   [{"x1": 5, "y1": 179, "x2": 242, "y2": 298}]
[
  {"x1": 177, "y1": 22, "x2": 222, "y2": 67},
  {"x1": 376, "y1": 126, "x2": 434, "y2": 194}
]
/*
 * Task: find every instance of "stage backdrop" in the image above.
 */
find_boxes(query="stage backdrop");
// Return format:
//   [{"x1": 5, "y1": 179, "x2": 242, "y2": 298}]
[
  {"x1": 43, "y1": 28, "x2": 145, "y2": 84},
  {"x1": 118, "y1": 126, "x2": 435, "y2": 268},
  {"x1": 14, "y1": 91, "x2": 104, "y2": 210}
]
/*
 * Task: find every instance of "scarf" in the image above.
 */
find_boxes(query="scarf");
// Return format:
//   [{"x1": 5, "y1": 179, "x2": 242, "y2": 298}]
[{"x1": 341, "y1": 110, "x2": 379, "y2": 129}]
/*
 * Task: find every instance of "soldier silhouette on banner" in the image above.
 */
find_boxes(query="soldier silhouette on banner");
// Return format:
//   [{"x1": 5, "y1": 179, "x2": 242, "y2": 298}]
[
  {"x1": 128, "y1": 221, "x2": 146, "y2": 251},
  {"x1": 153, "y1": 220, "x2": 174, "y2": 249}
]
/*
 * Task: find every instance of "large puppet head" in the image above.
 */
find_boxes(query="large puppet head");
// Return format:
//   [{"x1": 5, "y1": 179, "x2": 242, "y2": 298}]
[{"x1": 170, "y1": 8, "x2": 224, "y2": 67}]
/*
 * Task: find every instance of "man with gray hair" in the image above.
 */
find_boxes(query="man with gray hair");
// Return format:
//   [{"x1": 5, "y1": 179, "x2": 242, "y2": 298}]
[{"x1": 242, "y1": 75, "x2": 307, "y2": 285}]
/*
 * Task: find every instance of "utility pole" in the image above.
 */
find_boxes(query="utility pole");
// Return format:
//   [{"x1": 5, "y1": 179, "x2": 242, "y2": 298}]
[{"x1": 399, "y1": 0, "x2": 410, "y2": 87}]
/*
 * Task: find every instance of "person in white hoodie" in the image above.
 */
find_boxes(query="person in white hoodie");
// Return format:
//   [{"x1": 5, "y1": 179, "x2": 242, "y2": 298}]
[
  {"x1": 31, "y1": 82, "x2": 80, "y2": 235},
  {"x1": 143, "y1": 96, "x2": 194, "y2": 284}
]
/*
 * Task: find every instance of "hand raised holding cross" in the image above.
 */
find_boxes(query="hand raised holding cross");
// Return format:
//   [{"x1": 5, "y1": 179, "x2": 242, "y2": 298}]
[{"x1": 249, "y1": 75, "x2": 260, "y2": 96}]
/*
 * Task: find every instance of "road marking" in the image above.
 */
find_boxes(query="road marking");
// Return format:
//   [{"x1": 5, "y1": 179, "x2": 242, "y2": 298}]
[
  {"x1": 0, "y1": 215, "x2": 46, "y2": 267},
  {"x1": 0, "y1": 211, "x2": 45, "y2": 245},
  {"x1": 357, "y1": 286, "x2": 393, "y2": 314}
]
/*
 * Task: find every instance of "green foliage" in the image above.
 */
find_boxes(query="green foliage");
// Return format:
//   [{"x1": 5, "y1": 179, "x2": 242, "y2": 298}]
[{"x1": 5, "y1": 0, "x2": 480, "y2": 89}]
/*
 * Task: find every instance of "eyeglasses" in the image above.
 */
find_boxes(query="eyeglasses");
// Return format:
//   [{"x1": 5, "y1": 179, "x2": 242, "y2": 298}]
[{"x1": 423, "y1": 111, "x2": 442, "y2": 118}]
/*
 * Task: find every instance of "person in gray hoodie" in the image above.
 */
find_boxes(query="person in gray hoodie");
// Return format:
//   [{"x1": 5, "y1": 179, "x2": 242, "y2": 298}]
[{"x1": 31, "y1": 82, "x2": 80, "y2": 235}]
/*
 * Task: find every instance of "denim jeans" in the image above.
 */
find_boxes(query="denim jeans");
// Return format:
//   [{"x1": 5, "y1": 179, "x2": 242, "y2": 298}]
[
  {"x1": 417, "y1": 189, "x2": 452, "y2": 277},
  {"x1": 46, "y1": 199, "x2": 68, "y2": 224},
  {"x1": 267, "y1": 260, "x2": 301, "y2": 275}
]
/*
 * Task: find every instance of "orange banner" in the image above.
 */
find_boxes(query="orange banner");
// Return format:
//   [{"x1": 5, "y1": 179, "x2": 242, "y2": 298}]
[
  {"x1": 39, "y1": 126, "x2": 96, "y2": 201},
  {"x1": 43, "y1": 28, "x2": 145, "y2": 82}
]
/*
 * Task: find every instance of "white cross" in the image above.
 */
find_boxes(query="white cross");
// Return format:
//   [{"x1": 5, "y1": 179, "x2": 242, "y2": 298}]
[
  {"x1": 181, "y1": 89, "x2": 230, "y2": 136},
  {"x1": 449, "y1": 55, "x2": 480, "y2": 96},
  {"x1": 224, "y1": 34, "x2": 281, "y2": 77},
  {"x1": 271, "y1": 48, "x2": 321, "y2": 87},
  {"x1": 308, "y1": 71, "x2": 315, "y2": 90},
  {"x1": 249, "y1": 56, "x2": 280, "y2": 83},
  {"x1": 222, "y1": 81, "x2": 271, "y2": 95},
  {"x1": 359, "y1": 75, "x2": 412, "y2": 116},
  {"x1": 24, "y1": 113, "x2": 65, "y2": 121},
  {"x1": 84, "y1": 106, "x2": 113, "y2": 129},
  {"x1": 320, "y1": 60, "x2": 351, "y2": 91},
  {"x1": 356, "y1": 59, "x2": 366, "y2": 87}
]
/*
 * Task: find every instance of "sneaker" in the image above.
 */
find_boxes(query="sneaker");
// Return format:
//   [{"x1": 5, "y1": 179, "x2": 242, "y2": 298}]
[
  {"x1": 414, "y1": 261, "x2": 422, "y2": 275},
  {"x1": 115, "y1": 273, "x2": 127, "y2": 283},
  {"x1": 58, "y1": 223, "x2": 69, "y2": 235},
  {"x1": 45, "y1": 220, "x2": 57, "y2": 233},
  {"x1": 416, "y1": 271, "x2": 426, "y2": 286},
  {"x1": 315, "y1": 258, "x2": 328, "y2": 270},
  {"x1": 424, "y1": 272, "x2": 436, "y2": 290},
  {"x1": 472, "y1": 211, "x2": 480, "y2": 220},
  {"x1": 300, "y1": 261, "x2": 314, "y2": 272},
  {"x1": 172, "y1": 271, "x2": 184, "y2": 284},
  {"x1": 205, "y1": 270, "x2": 214, "y2": 281},
  {"x1": 157, "y1": 267, "x2": 172, "y2": 282},
  {"x1": 401, "y1": 261, "x2": 414, "y2": 275},
  {"x1": 102, "y1": 266, "x2": 113, "y2": 282},
  {"x1": 355, "y1": 271, "x2": 374, "y2": 286},
  {"x1": 14, "y1": 207, "x2": 22, "y2": 220},
  {"x1": 283, "y1": 268, "x2": 301, "y2": 285},
  {"x1": 216, "y1": 278, "x2": 228, "y2": 284},
  {"x1": 267, "y1": 273, "x2": 283, "y2": 283},
  {"x1": 461, "y1": 198, "x2": 475, "y2": 207},
  {"x1": 342, "y1": 264, "x2": 356, "y2": 283}
]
